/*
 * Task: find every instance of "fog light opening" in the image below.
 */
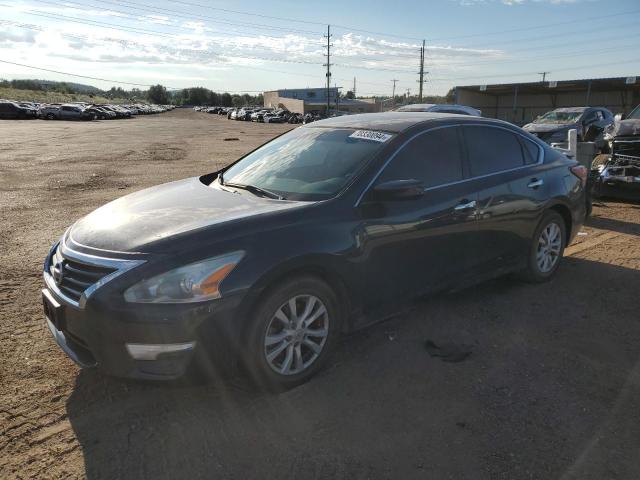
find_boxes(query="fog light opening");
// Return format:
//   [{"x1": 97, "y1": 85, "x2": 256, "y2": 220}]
[{"x1": 126, "y1": 342, "x2": 195, "y2": 361}]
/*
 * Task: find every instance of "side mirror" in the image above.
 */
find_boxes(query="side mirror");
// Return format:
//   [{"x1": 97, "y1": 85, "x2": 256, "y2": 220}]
[
  {"x1": 369, "y1": 179, "x2": 424, "y2": 201},
  {"x1": 614, "y1": 113, "x2": 624, "y2": 122}
]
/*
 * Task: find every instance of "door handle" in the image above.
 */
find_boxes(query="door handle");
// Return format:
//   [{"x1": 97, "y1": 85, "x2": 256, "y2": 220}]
[
  {"x1": 454, "y1": 200, "x2": 477, "y2": 211},
  {"x1": 527, "y1": 178, "x2": 544, "y2": 189}
]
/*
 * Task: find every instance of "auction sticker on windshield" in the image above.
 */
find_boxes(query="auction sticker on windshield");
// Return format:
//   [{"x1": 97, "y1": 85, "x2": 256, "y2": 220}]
[{"x1": 349, "y1": 130, "x2": 394, "y2": 143}]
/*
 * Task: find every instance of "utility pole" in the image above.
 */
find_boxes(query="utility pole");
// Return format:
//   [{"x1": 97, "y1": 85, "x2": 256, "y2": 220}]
[
  {"x1": 353, "y1": 77, "x2": 356, "y2": 98},
  {"x1": 324, "y1": 25, "x2": 332, "y2": 116},
  {"x1": 538, "y1": 71, "x2": 550, "y2": 83},
  {"x1": 391, "y1": 79, "x2": 398, "y2": 109},
  {"x1": 417, "y1": 40, "x2": 426, "y2": 102}
]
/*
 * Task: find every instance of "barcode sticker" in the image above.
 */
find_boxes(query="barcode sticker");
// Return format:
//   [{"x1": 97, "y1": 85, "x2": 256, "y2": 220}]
[{"x1": 349, "y1": 130, "x2": 393, "y2": 143}]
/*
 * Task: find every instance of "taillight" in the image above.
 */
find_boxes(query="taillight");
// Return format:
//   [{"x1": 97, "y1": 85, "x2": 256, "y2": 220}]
[{"x1": 570, "y1": 165, "x2": 588, "y2": 187}]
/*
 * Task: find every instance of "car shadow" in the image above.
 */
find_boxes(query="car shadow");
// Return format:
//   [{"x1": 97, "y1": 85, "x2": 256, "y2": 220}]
[
  {"x1": 66, "y1": 257, "x2": 640, "y2": 480},
  {"x1": 586, "y1": 215, "x2": 640, "y2": 236}
]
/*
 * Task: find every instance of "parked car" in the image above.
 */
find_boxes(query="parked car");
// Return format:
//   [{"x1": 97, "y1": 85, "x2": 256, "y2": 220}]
[
  {"x1": 288, "y1": 113, "x2": 304, "y2": 124},
  {"x1": 40, "y1": 104, "x2": 95, "y2": 121},
  {"x1": 42, "y1": 112, "x2": 586, "y2": 389},
  {"x1": 0, "y1": 101, "x2": 38, "y2": 119},
  {"x1": 590, "y1": 104, "x2": 640, "y2": 200},
  {"x1": 396, "y1": 103, "x2": 482, "y2": 116},
  {"x1": 85, "y1": 106, "x2": 116, "y2": 120},
  {"x1": 251, "y1": 109, "x2": 273, "y2": 122},
  {"x1": 263, "y1": 113, "x2": 286, "y2": 123},
  {"x1": 523, "y1": 107, "x2": 614, "y2": 149}
]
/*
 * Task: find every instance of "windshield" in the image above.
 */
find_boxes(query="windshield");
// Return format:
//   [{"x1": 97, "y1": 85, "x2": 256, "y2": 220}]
[
  {"x1": 533, "y1": 110, "x2": 583, "y2": 124},
  {"x1": 628, "y1": 105, "x2": 640, "y2": 120},
  {"x1": 221, "y1": 127, "x2": 391, "y2": 201}
]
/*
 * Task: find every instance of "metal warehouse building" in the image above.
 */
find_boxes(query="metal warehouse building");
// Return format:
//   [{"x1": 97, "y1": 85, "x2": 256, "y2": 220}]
[
  {"x1": 454, "y1": 76, "x2": 640, "y2": 125},
  {"x1": 263, "y1": 87, "x2": 380, "y2": 114}
]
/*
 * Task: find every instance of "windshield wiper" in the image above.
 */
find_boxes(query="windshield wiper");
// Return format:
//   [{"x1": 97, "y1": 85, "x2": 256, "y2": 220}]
[{"x1": 224, "y1": 182, "x2": 284, "y2": 200}]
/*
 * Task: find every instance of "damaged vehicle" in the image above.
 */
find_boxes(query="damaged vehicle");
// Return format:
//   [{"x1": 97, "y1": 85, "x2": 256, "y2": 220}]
[
  {"x1": 42, "y1": 112, "x2": 586, "y2": 389},
  {"x1": 590, "y1": 104, "x2": 640, "y2": 200},
  {"x1": 523, "y1": 107, "x2": 613, "y2": 150}
]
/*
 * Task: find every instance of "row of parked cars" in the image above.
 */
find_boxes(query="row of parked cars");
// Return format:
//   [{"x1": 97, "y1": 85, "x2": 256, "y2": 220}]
[
  {"x1": 0, "y1": 100, "x2": 175, "y2": 120},
  {"x1": 194, "y1": 105, "x2": 324, "y2": 124}
]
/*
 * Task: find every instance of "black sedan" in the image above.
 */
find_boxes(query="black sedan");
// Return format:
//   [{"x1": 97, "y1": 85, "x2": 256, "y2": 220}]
[
  {"x1": 42, "y1": 113, "x2": 587, "y2": 389},
  {"x1": 0, "y1": 101, "x2": 38, "y2": 119}
]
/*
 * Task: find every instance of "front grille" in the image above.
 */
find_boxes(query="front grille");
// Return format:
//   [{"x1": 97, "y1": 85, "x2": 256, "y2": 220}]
[
  {"x1": 612, "y1": 138, "x2": 640, "y2": 163},
  {"x1": 49, "y1": 245, "x2": 116, "y2": 302}
]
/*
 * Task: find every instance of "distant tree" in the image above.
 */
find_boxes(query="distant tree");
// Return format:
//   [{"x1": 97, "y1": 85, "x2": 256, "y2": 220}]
[
  {"x1": 208, "y1": 91, "x2": 220, "y2": 106},
  {"x1": 231, "y1": 95, "x2": 244, "y2": 107},
  {"x1": 445, "y1": 88, "x2": 456, "y2": 104},
  {"x1": 344, "y1": 90, "x2": 355, "y2": 99},
  {"x1": 221, "y1": 92, "x2": 232, "y2": 107},
  {"x1": 11, "y1": 79, "x2": 43, "y2": 91},
  {"x1": 147, "y1": 84, "x2": 169, "y2": 104}
]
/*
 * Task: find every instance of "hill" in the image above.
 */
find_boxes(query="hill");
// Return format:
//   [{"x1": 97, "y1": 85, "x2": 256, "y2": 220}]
[{"x1": 0, "y1": 87, "x2": 129, "y2": 104}]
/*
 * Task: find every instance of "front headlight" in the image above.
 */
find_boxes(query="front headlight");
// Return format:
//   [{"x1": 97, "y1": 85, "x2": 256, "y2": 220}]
[
  {"x1": 124, "y1": 251, "x2": 244, "y2": 303},
  {"x1": 550, "y1": 130, "x2": 568, "y2": 141}
]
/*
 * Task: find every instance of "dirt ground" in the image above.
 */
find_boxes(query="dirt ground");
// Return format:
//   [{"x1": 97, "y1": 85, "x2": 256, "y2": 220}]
[{"x1": 2, "y1": 109, "x2": 640, "y2": 480}]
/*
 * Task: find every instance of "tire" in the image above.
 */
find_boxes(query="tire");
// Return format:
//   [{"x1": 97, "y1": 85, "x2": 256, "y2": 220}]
[
  {"x1": 519, "y1": 211, "x2": 566, "y2": 283},
  {"x1": 244, "y1": 275, "x2": 341, "y2": 391},
  {"x1": 591, "y1": 154, "x2": 610, "y2": 171},
  {"x1": 46, "y1": 113, "x2": 55, "y2": 120}
]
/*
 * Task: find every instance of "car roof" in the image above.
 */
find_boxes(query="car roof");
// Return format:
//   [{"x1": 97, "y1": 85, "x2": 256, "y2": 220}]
[
  {"x1": 553, "y1": 107, "x2": 589, "y2": 113},
  {"x1": 305, "y1": 111, "x2": 489, "y2": 133}
]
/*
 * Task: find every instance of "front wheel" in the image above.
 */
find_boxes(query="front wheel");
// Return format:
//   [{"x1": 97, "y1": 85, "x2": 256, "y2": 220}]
[
  {"x1": 245, "y1": 275, "x2": 340, "y2": 391},
  {"x1": 520, "y1": 211, "x2": 566, "y2": 283}
]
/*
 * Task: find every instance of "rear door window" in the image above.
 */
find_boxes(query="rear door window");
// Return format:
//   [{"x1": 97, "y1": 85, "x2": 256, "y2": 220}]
[
  {"x1": 463, "y1": 126, "x2": 526, "y2": 177},
  {"x1": 520, "y1": 138, "x2": 540, "y2": 165},
  {"x1": 378, "y1": 126, "x2": 464, "y2": 188}
]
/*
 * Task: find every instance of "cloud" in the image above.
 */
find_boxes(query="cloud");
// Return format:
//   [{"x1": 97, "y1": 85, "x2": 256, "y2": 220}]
[
  {"x1": 141, "y1": 15, "x2": 172, "y2": 26},
  {"x1": 0, "y1": 26, "x2": 37, "y2": 44}
]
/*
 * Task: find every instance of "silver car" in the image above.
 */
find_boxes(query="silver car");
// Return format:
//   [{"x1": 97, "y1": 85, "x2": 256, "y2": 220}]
[{"x1": 396, "y1": 104, "x2": 482, "y2": 116}]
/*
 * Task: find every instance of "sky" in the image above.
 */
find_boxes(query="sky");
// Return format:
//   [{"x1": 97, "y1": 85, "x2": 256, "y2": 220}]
[{"x1": 0, "y1": 0, "x2": 639, "y2": 96}]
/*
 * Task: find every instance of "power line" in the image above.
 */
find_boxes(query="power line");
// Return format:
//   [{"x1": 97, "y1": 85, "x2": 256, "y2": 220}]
[
  {"x1": 4, "y1": 4, "x2": 326, "y2": 45},
  {"x1": 427, "y1": 7, "x2": 640, "y2": 42},
  {"x1": 428, "y1": 58, "x2": 640, "y2": 83},
  {"x1": 450, "y1": 19, "x2": 639, "y2": 50},
  {"x1": 0, "y1": 59, "x2": 180, "y2": 88},
  {"x1": 43, "y1": 0, "x2": 324, "y2": 36}
]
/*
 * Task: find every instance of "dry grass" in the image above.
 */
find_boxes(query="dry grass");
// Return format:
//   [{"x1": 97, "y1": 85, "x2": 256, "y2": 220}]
[{"x1": 0, "y1": 87, "x2": 131, "y2": 104}]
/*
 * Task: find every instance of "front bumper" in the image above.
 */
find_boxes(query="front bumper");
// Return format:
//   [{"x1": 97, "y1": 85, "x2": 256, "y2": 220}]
[
  {"x1": 42, "y1": 241, "x2": 246, "y2": 380},
  {"x1": 43, "y1": 284, "x2": 244, "y2": 380}
]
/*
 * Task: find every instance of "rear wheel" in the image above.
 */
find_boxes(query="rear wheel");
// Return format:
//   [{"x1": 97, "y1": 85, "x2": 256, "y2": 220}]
[
  {"x1": 520, "y1": 211, "x2": 566, "y2": 283},
  {"x1": 46, "y1": 113, "x2": 55, "y2": 120},
  {"x1": 245, "y1": 275, "x2": 340, "y2": 391}
]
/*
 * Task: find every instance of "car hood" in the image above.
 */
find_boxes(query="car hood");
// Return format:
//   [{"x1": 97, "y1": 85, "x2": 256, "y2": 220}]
[
  {"x1": 606, "y1": 118, "x2": 640, "y2": 138},
  {"x1": 523, "y1": 123, "x2": 576, "y2": 133},
  {"x1": 68, "y1": 176, "x2": 306, "y2": 253}
]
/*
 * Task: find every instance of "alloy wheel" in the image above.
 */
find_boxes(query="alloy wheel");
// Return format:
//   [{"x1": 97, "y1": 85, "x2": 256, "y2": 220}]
[
  {"x1": 536, "y1": 222, "x2": 562, "y2": 273},
  {"x1": 263, "y1": 294, "x2": 329, "y2": 376}
]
